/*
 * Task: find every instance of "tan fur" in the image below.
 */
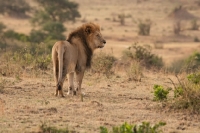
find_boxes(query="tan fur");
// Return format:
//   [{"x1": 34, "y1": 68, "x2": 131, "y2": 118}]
[{"x1": 52, "y1": 22, "x2": 106, "y2": 97}]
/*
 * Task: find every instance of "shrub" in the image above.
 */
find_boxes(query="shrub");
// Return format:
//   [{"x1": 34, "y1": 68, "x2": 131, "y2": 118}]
[
  {"x1": 173, "y1": 21, "x2": 181, "y2": 35},
  {"x1": 190, "y1": 19, "x2": 199, "y2": 30},
  {"x1": 168, "y1": 52, "x2": 200, "y2": 73},
  {"x1": 34, "y1": 54, "x2": 51, "y2": 70},
  {"x1": 118, "y1": 13, "x2": 125, "y2": 25},
  {"x1": 174, "y1": 86, "x2": 184, "y2": 98},
  {"x1": 122, "y1": 49, "x2": 134, "y2": 60},
  {"x1": 122, "y1": 44, "x2": 164, "y2": 69},
  {"x1": 91, "y1": 53, "x2": 116, "y2": 77},
  {"x1": 171, "y1": 75, "x2": 200, "y2": 113},
  {"x1": 0, "y1": 79, "x2": 5, "y2": 93},
  {"x1": 153, "y1": 41, "x2": 164, "y2": 49},
  {"x1": 2, "y1": 42, "x2": 52, "y2": 75},
  {"x1": 4, "y1": 30, "x2": 30, "y2": 42},
  {"x1": 187, "y1": 73, "x2": 200, "y2": 84},
  {"x1": 100, "y1": 122, "x2": 166, "y2": 133},
  {"x1": 138, "y1": 19, "x2": 152, "y2": 36},
  {"x1": 39, "y1": 122, "x2": 76, "y2": 133},
  {"x1": 167, "y1": 59, "x2": 186, "y2": 74},
  {"x1": 153, "y1": 85, "x2": 169, "y2": 101},
  {"x1": 185, "y1": 52, "x2": 200, "y2": 71},
  {"x1": 0, "y1": 22, "x2": 6, "y2": 34},
  {"x1": 194, "y1": 36, "x2": 199, "y2": 42}
]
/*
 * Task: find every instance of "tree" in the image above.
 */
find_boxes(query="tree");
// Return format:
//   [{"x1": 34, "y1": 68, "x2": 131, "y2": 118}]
[
  {"x1": 29, "y1": 0, "x2": 81, "y2": 42},
  {"x1": 29, "y1": 22, "x2": 66, "y2": 43},
  {"x1": 42, "y1": 22, "x2": 66, "y2": 39},
  {"x1": 32, "y1": 0, "x2": 81, "y2": 25},
  {"x1": 0, "y1": 0, "x2": 31, "y2": 18}
]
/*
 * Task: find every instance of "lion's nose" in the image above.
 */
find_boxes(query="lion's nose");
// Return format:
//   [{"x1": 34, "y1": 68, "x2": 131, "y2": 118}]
[{"x1": 103, "y1": 40, "x2": 106, "y2": 44}]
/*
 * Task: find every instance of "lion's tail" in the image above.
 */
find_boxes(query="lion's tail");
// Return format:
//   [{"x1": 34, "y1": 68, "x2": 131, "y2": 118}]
[{"x1": 57, "y1": 45, "x2": 64, "y2": 90}]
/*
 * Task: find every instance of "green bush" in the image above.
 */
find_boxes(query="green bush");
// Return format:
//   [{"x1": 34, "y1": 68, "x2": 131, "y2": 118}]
[
  {"x1": 8, "y1": 43, "x2": 52, "y2": 70},
  {"x1": 153, "y1": 85, "x2": 169, "y2": 101},
  {"x1": 100, "y1": 122, "x2": 166, "y2": 133},
  {"x1": 122, "y1": 44, "x2": 164, "y2": 69},
  {"x1": 185, "y1": 52, "x2": 200, "y2": 71},
  {"x1": 167, "y1": 74, "x2": 200, "y2": 113},
  {"x1": 174, "y1": 86, "x2": 183, "y2": 98},
  {"x1": 92, "y1": 53, "x2": 116, "y2": 77},
  {"x1": 39, "y1": 122, "x2": 76, "y2": 133},
  {"x1": 29, "y1": 30, "x2": 47, "y2": 43},
  {"x1": 4, "y1": 30, "x2": 29, "y2": 42},
  {"x1": 187, "y1": 73, "x2": 200, "y2": 84},
  {"x1": 34, "y1": 55, "x2": 51, "y2": 70}
]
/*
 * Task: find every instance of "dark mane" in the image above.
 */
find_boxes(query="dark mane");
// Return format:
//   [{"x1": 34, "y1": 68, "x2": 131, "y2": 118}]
[{"x1": 66, "y1": 26, "x2": 93, "y2": 68}]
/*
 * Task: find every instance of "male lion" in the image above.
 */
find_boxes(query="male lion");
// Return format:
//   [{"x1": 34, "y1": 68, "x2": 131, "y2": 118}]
[{"x1": 52, "y1": 22, "x2": 106, "y2": 97}]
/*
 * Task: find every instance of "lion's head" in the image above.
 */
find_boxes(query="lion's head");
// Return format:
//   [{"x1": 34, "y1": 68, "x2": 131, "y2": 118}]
[
  {"x1": 67, "y1": 22, "x2": 106, "y2": 67},
  {"x1": 83, "y1": 22, "x2": 106, "y2": 50}
]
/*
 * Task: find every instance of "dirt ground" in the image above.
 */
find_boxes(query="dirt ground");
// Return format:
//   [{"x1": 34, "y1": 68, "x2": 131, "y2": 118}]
[
  {"x1": 1, "y1": 0, "x2": 200, "y2": 132},
  {"x1": 0, "y1": 72, "x2": 200, "y2": 133}
]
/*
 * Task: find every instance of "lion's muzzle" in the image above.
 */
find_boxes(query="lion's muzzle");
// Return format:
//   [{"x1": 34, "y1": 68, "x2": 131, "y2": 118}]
[{"x1": 98, "y1": 40, "x2": 106, "y2": 48}]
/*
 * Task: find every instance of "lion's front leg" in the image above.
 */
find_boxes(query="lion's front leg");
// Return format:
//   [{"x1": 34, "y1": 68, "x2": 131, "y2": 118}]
[
  {"x1": 67, "y1": 72, "x2": 76, "y2": 95},
  {"x1": 75, "y1": 71, "x2": 85, "y2": 95}
]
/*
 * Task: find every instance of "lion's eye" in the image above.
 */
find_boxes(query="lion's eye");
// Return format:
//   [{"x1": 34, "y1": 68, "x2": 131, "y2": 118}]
[{"x1": 96, "y1": 34, "x2": 99, "y2": 37}]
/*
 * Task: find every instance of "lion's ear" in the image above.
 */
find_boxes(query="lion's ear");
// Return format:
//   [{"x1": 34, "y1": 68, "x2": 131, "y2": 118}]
[{"x1": 85, "y1": 26, "x2": 92, "y2": 34}]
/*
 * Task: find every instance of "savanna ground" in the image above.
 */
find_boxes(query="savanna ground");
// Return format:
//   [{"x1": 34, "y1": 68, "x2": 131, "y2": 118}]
[{"x1": 1, "y1": 0, "x2": 200, "y2": 132}]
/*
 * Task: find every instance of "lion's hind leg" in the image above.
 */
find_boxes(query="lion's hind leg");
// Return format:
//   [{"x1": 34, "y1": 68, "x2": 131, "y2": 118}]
[{"x1": 57, "y1": 67, "x2": 68, "y2": 97}]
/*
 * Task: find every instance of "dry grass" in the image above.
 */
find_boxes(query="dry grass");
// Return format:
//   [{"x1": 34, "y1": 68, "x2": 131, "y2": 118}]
[{"x1": 125, "y1": 60, "x2": 143, "y2": 81}]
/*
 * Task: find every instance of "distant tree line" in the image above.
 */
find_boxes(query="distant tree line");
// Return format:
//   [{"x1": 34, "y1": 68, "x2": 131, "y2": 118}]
[{"x1": 0, "y1": 0, "x2": 81, "y2": 43}]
